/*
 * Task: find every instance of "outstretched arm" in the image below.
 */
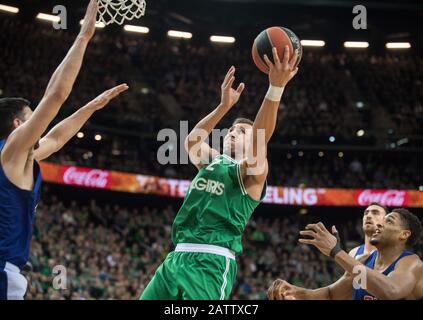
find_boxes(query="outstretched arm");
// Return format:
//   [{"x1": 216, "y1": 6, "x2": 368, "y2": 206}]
[
  {"x1": 268, "y1": 272, "x2": 353, "y2": 300},
  {"x1": 299, "y1": 223, "x2": 418, "y2": 300},
  {"x1": 3, "y1": 0, "x2": 98, "y2": 159},
  {"x1": 241, "y1": 46, "x2": 298, "y2": 199},
  {"x1": 185, "y1": 66, "x2": 244, "y2": 169},
  {"x1": 333, "y1": 251, "x2": 417, "y2": 300},
  {"x1": 35, "y1": 84, "x2": 129, "y2": 161}
]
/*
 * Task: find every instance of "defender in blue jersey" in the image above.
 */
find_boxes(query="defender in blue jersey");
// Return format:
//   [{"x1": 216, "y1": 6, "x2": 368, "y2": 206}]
[
  {"x1": 0, "y1": 0, "x2": 128, "y2": 300},
  {"x1": 268, "y1": 203, "x2": 388, "y2": 300},
  {"x1": 296, "y1": 208, "x2": 422, "y2": 300}
]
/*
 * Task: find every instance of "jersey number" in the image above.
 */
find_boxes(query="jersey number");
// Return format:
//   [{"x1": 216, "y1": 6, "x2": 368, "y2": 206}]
[{"x1": 205, "y1": 158, "x2": 222, "y2": 171}]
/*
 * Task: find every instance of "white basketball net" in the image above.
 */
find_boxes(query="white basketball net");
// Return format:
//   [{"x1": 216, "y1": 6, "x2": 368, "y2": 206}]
[{"x1": 97, "y1": 0, "x2": 146, "y2": 25}]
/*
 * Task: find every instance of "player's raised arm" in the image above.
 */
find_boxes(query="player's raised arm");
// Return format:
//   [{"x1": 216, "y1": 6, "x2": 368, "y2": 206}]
[
  {"x1": 34, "y1": 84, "x2": 129, "y2": 161},
  {"x1": 185, "y1": 66, "x2": 245, "y2": 169},
  {"x1": 3, "y1": 0, "x2": 98, "y2": 157},
  {"x1": 240, "y1": 46, "x2": 298, "y2": 197}
]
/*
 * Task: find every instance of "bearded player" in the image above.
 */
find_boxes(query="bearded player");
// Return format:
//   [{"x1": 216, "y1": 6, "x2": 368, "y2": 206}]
[
  {"x1": 141, "y1": 46, "x2": 299, "y2": 300},
  {"x1": 0, "y1": 0, "x2": 128, "y2": 300}
]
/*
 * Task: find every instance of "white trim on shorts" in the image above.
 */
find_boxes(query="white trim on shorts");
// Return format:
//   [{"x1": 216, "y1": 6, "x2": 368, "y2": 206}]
[
  {"x1": 175, "y1": 243, "x2": 236, "y2": 260},
  {"x1": 220, "y1": 257, "x2": 230, "y2": 300}
]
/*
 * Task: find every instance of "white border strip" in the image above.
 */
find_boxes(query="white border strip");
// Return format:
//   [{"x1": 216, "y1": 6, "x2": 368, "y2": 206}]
[
  {"x1": 221, "y1": 154, "x2": 237, "y2": 164},
  {"x1": 175, "y1": 243, "x2": 235, "y2": 260},
  {"x1": 236, "y1": 163, "x2": 248, "y2": 195},
  {"x1": 220, "y1": 257, "x2": 230, "y2": 300}
]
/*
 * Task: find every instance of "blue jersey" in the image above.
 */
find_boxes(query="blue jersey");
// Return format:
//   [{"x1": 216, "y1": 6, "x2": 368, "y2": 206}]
[
  {"x1": 352, "y1": 250, "x2": 414, "y2": 300},
  {"x1": 0, "y1": 139, "x2": 42, "y2": 270},
  {"x1": 354, "y1": 244, "x2": 365, "y2": 258}
]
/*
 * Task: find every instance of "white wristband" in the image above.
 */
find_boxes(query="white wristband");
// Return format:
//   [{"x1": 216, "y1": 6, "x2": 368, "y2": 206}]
[{"x1": 265, "y1": 85, "x2": 285, "y2": 102}]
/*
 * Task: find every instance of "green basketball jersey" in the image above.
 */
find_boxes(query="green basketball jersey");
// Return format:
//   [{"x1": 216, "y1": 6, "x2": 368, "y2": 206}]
[{"x1": 172, "y1": 154, "x2": 267, "y2": 255}]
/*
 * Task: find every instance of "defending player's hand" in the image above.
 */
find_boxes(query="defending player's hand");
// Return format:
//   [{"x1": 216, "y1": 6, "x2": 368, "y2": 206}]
[
  {"x1": 299, "y1": 222, "x2": 339, "y2": 257},
  {"x1": 79, "y1": 0, "x2": 99, "y2": 40},
  {"x1": 220, "y1": 66, "x2": 245, "y2": 110},
  {"x1": 268, "y1": 279, "x2": 305, "y2": 300},
  {"x1": 86, "y1": 84, "x2": 129, "y2": 111},
  {"x1": 263, "y1": 46, "x2": 299, "y2": 87}
]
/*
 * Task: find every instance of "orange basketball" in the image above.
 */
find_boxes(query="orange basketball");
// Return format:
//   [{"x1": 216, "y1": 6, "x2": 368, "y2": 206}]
[{"x1": 252, "y1": 26, "x2": 302, "y2": 74}]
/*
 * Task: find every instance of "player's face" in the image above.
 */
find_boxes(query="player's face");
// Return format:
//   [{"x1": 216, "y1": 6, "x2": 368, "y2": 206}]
[
  {"x1": 370, "y1": 212, "x2": 410, "y2": 247},
  {"x1": 223, "y1": 123, "x2": 252, "y2": 160},
  {"x1": 362, "y1": 205, "x2": 386, "y2": 235}
]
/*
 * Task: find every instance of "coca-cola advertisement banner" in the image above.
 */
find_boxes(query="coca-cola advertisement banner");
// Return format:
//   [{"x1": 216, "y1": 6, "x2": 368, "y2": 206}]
[{"x1": 39, "y1": 162, "x2": 423, "y2": 208}]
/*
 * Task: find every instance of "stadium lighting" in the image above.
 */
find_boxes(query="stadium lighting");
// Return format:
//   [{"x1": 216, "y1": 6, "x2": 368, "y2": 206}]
[
  {"x1": 386, "y1": 42, "x2": 411, "y2": 49},
  {"x1": 356, "y1": 129, "x2": 365, "y2": 137},
  {"x1": 286, "y1": 153, "x2": 292, "y2": 159},
  {"x1": 210, "y1": 35, "x2": 236, "y2": 44},
  {"x1": 94, "y1": 134, "x2": 102, "y2": 141},
  {"x1": 397, "y1": 138, "x2": 409, "y2": 146},
  {"x1": 344, "y1": 41, "x2": 369, "y2": 48},
  {"x1": 80, "y1": 19, "x2": 105, "y2": 28},
  {"x1": 318, "y1": 151, "x2": 324, "y2": 157},
  {"x1": 124, "y1": 25, "x2": 149, "y2": 34},
  {"x1": 77, "y1": 132, "x2": 84, "y2": 139},
  {"x1": 0, "y1": 4, "x2": 19, "y2": 13},
  {"x1": 299, "y1": 208, "x2": 308, "y2": 215},
  {"x1": 36, "y1": 13, "x2": 60, "y2": 23},
  {"x1": 167, "y1": 30, "x2": 192, "y2": 39},
  {"x1": 298, "y1": 151, "x2": 304, "y2": 157},
  {"x1": 300, "y1": 40, "x2": 325, "y2": 47},
  {"x1": 83, "y1": 151, "x2": 93, "y2": 160},
  {"x1": 329, "y1": 136, "x2": 336, "y2": 143},
  {"x1": 338, "y1": 152, "x2": 344, "y2": 158}
]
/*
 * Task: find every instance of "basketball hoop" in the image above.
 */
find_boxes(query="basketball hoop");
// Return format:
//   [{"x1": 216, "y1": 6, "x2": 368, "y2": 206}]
[{"x1": 97, "y1": 0, "x2": 146, "y2": 26}]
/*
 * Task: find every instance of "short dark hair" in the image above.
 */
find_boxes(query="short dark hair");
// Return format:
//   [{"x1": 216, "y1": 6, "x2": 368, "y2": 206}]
[
  {"x1": 0, "y1": 97, "x2": 30, "y2": 139},
  {"x1": 392, "y1": 208, "x2": 422, "y2": 248},
  {"x1": 233, "y1": 117, "x2": 253, "y2": 126},
  {"x1": 368, "y1": 202, "x2": 389, "y2": 215}
]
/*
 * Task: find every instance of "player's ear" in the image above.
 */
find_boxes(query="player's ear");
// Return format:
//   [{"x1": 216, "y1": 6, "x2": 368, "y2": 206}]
[
  {"x1": 399, "y1": 229, "x2": 411, "y2": 243},
  {"x1": 13, "y1": 117, "x2": 23, "y2": 129}
]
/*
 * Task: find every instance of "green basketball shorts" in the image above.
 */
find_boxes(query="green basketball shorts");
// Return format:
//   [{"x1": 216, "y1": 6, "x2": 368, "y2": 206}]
[{"x1": 140, "y1": 243, "x2": 237, "y2": 300}]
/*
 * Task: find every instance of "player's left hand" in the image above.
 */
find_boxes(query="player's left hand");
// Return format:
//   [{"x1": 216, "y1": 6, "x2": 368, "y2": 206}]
[
  {"x1": 298, "y1": 222, "x2": 339, "y2": 257},
  {"x1": 79, "y1": 0, "x2": 99, "y2": 41},
  {"x1": 86, "y1": 83, "x2": 129, "y2": 111},
  {"x1": 263, "y1": 46, "x2": 299, "y2": 87},
  {"x1": 220, "y1": 66, "x2": 245, "y2": 110}
]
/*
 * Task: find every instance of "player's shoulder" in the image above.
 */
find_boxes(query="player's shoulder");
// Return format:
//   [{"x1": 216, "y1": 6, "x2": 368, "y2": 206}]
[
  {"x1": 396, "y1": 252, "x2": 422, "y2": 270},
  {"x1": 348, "y1": 246, "x2": 360, "y2": 257}
]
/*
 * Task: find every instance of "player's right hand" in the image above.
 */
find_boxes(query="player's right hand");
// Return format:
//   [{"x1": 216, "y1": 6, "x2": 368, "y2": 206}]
[
  {"x1": 86, "y1": 83, "x2": 129, "y2": 111},
  {"x1": 79, "y1": 0, "x2": 99, "y2": 40},
  {"x1": 220, "y1": 66, "x2": 245, "y2": 109},
  {"x1": 268, "y1": 279, "x2": 304, "y2": 300},
  {"x1": 263, "y1": 46, "x2": 299, "y2": 87}
]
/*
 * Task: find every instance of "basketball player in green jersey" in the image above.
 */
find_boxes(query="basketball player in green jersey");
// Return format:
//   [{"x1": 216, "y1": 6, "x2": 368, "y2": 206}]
[{"x1": 140, "y1": 46, "x2": 299, "y2": 300}]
